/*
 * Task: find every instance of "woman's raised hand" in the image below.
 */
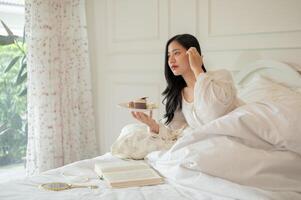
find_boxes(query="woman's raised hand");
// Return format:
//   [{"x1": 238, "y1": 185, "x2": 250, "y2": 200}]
[
  {"x1": 186, "y1": 47, "x2": 204, "y2": 76},
  {"x1": 131, "y1": 111, "x2": 159, "y2": 134}
]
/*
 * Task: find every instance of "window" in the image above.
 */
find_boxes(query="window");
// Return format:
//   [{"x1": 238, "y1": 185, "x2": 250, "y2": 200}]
[{"x1": 0, "y1": 0, "x2": 26, "y2": 182}]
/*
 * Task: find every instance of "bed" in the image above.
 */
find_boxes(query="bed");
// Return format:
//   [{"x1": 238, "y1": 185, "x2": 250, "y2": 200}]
[{"x1": 1, "y1": 60, "x2": 301, "y2": 200}]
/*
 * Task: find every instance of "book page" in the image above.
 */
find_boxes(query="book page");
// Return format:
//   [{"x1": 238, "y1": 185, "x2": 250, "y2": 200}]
[
  {"x1": 95, "y1": 161, "x2": 149, "y2": 173},
  {"x1": 103, "y1": 168, "x2": 162, "y2": 183}
]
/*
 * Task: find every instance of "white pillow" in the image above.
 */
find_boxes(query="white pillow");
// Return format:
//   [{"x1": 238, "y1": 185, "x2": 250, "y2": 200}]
[{"x1": 237, "y1": 75, "x2": 301, "y2": 103}]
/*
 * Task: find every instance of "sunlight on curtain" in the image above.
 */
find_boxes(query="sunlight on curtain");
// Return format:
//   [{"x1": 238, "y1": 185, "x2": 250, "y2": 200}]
[{"x1": 25, "y1": 0, "x2": 98, "y2": 175}]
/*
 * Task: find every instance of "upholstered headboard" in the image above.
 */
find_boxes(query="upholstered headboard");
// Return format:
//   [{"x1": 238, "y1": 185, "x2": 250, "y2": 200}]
[{"x1": 234, "y1": 60, "x2": 301, "y2": 90}]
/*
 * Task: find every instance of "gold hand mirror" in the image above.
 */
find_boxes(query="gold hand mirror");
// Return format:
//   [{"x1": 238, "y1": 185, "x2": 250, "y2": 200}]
[{"x1": 39, "y1": 182, "x2": 98, "y2": 191}]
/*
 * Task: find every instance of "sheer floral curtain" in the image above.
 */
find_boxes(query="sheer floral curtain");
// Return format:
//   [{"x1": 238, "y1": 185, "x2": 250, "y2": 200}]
[{"x1": 25, "y1": 0, "x2": 98, "y2": 175}]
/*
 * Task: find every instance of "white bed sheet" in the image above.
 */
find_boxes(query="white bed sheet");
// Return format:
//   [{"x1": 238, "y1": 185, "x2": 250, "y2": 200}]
[
  {"x1": 1, "y1": 153, "x2": 300, "y2": 200},
  {"x1": 0, "y1": 153, "x2": 227, "y2": 200}
]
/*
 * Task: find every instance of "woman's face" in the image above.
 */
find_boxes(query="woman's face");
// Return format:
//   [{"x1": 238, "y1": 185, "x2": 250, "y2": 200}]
[{"x1": 167, "y1": 41, "x2": 191, "y2": 76}]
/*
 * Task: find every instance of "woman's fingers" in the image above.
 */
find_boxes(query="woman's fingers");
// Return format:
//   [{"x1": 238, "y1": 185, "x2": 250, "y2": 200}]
[
  {"x1": 186, "y1": 48, "x2": 193, "y2": 56},
  {"x1": 131, "y1": 111, "x2": 151, "y2": 123},
  {"x1": 186, "y1": 47, "x2": 203, "y2": 70},
  {"x1": 189, "y1": 47, "x2": 200, "y2": 56},
  {"x1": 131, "y1": 111, "x2": 136, "y2": 117},
  {"x1": 130, "y1": 111, "x2": 158, "y2": 133},
  {"x1": 186, "y1": 47, "x2": 198, "y2": 55},
  {"x1": 137, "y1": 112, "x2": 149, "y2": 121}
]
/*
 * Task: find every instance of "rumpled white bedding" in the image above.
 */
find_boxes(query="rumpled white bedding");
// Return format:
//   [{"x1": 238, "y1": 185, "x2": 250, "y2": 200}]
[
  {"x1": 2, "y1": 78, "x2": 301, "y2": 200},
  {"x1": 0, "y1": 154, "x2": 186, "y2": 200},
  {"x1": 147, "y1": 93, "x2": 301, "y2": 194},
  {"x1": 1, "y1": 153, "x2": 300, "y2": 200}
]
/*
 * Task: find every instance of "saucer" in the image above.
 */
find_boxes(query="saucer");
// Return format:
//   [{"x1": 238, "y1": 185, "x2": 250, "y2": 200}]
[{"x1": 117, "y1": 102, "x2": 158, "y2": 111}]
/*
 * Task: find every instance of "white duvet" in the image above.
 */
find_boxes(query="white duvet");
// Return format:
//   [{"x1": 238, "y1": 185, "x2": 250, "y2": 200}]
[{"x1": 147, "y1": 93, "x2": 301, "y2": 193}]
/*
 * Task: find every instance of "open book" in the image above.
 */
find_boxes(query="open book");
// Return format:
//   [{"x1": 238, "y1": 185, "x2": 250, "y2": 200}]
[{"x1": 94, "y1": 161, "x2": 164, "y2": 188}]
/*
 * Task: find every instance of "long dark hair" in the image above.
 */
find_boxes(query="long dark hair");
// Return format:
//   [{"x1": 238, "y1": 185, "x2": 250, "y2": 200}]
[{"x1": 162, "y1": 34, "x2": 206, "y2": 125}]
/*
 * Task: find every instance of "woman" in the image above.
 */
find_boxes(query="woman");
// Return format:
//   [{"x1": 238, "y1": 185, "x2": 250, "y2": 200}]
[{"x1": 111, "y1": 34, "x2": 242, "y2": 159}]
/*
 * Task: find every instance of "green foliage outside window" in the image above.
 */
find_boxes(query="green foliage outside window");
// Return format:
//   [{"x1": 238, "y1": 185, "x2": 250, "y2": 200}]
[{"x1": 0, "y1": 20, "x2": 27, "y2": 166}]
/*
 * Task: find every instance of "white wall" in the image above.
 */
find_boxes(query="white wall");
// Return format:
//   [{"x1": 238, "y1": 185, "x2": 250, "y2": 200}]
[{"x1": 86, "y1": 0, "x2": 301, "y2": 153}]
